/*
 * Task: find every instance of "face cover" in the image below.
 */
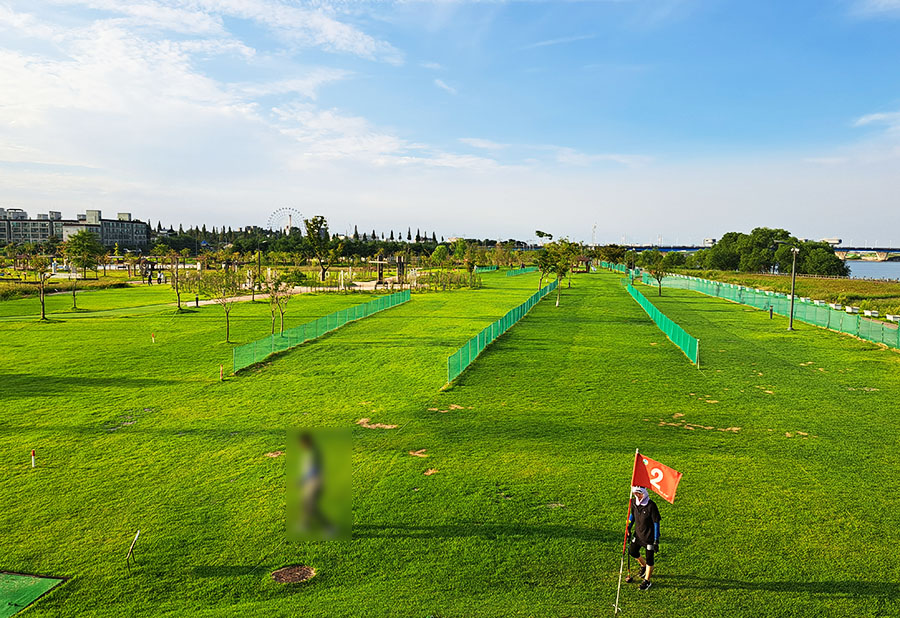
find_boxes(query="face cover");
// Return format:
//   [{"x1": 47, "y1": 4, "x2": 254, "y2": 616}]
[{"x1": 631, "y1": 486, "x2": 649, "y2": 506}]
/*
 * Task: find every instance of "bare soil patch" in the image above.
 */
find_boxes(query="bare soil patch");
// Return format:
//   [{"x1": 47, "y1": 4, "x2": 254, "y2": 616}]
[
  {"x1": 357, "y1": 418, "x2": 398, "y2": 429},
  {"x1": 265, "y1": 451, "x2": 283, "y2": 458},
  {"x1": 272, "y1": 565, "x2": 316, "y2": 584},
  {"x1": 409, "y1": 449, "x2": 428, "y2": 458}
]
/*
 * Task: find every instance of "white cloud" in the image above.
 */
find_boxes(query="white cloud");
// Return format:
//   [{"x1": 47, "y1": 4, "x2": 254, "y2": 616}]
[
  {"x1": 459, "y1": 137, "x2": 508, "y2": 150},
  {"x1": 520, "y1": 33, "x2": 595, "y2": 50},
  {"x1": 434, "y1": 78, "x2": 457, "y2": 95},
  {"x1": 38, "y1": 0, "x2": 404, "y2": 63},
  {"x1": 421, "y1": 61, "x2": 442, "y2": 70},
  {"x1": 854, "y1": 111, "x2": 900, "y2": 128},
  {"x1": 852, "y1": 0, "x2": 900, "y2": 16},
  {"x1": 233, "y1": 70, "x2": 351, "y2": 100},
  {"x1": 551, "y1": 146, "x2": 651, "y2": 167}
]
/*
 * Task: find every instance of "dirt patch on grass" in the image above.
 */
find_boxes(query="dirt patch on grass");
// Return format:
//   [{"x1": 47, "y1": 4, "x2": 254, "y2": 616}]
[
  {"x1": 409, "y1": 449, "x2": 428, "y2": 458},
  {"x1": 424, "y1": 468, "x2": 438, "y2": 476},
  {"x1": 265, "y1": 451, "x2": 284, "y2": 458},
  {"x1": 785, "y1": 431, "x2": 816, "y2": 439},
  {"x1": 652, "y1": 418, "x2": 739, "y2": 433},
  {"x1": 546, "y1": 502, "x2": 565, "y2": 509},
  {"x1": 357, "y1": 418, "x2": 398, "y2": 429},
  {"x1": 272, "y1": 565, "x2": 316, "y2": 584},
  {"x1": 429, "y1": 403, "x2": 472, "y2": 414}
]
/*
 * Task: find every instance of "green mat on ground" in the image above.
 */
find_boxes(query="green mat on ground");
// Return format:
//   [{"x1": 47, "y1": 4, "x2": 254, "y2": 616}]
[{"x1": 0, "y1": 573, "x2": 63, "y2": 618}]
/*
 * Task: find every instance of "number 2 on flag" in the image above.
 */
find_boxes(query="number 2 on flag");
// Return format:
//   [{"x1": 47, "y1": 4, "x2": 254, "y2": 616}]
[{"x1": 649, "y1": 467, "x2": 663, "y2": 491}]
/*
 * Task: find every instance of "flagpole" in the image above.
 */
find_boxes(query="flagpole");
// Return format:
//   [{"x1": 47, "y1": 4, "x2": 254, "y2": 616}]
[{"x1": 614, "y1": 448, "x2": 639, "y2": 615}]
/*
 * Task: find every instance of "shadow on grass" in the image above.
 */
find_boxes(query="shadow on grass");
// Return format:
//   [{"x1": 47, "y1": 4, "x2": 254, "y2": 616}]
[
  {"x1": 665, "y1": 575, "x2": 899, "y2": 598},
  {"x1": 0, "y1": 373, "x2": 179, "y2": 399},
  {"x1": 353, "y1": 522, "x2": 619, "y2": 542},
  {"x1": 193, "y1": 565, "x2": 261, "y2": 578},
  {"x1": 0, "y1": 424, "x2": 285, "y2": 438}
]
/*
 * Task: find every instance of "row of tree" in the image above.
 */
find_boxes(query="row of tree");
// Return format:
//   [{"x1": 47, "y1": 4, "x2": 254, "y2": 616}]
[{"x1": 590, "y1": 228, "x2": 849, "y2": 278}]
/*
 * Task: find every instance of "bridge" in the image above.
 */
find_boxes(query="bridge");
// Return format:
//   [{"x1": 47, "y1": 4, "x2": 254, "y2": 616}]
[
  {"x1": 833, "y1": 248, "x2": 900, "y2": 262},
  {"x1": 624, "y1": 245, "x2": 706, "y2": 253}
]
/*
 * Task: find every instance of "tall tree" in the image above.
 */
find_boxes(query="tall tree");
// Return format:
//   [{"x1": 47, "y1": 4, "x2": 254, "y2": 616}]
[
  {"x1": 430, "y1": 244, "x2": 450, "y2": 290},
  {"x1": 164, "y1": 249, "x2": 185, "y2": 310},
  {"x1": 303, "y1": 216, "x2": 344, "y2": 282},
  {"x1": 641, "y1": 248, "x2": 667, "y2": 296},
  {"x1": 264, "y1": 270, "x2": 294, "y2": 334},
  {"x1": 201, "y1": 267, "x2": 241, "y2": 342},
  {"x1": 28, "y1": 254, "x2": 53, "y2": 320},
  {"x1": 544, "y1": 238, "x2": 579, "y2": 306},
  {"x1": 63, "y1": 230, "x2": 103, "y2": 309}
]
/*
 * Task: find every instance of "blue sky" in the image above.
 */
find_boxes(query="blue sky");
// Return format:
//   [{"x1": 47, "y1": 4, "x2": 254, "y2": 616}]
[{"x1": 1, "y1": 0, "x2": 900, "y2": 244}]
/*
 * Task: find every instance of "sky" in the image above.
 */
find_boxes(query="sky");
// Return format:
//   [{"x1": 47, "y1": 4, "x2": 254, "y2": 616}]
[{"x1": 1, "y1": 0, "x2": 900, "y2": 245}]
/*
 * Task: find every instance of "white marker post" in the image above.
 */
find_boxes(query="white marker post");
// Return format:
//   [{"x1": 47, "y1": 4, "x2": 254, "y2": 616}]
[
  {"x1": 126, "y1": 530, "x2": 141, "y2": 571},
  {"x1": 219, "y1": 364, "x2": 224, "y2": 381},
  {"x1": 151, "y1": 332, "x2": 155, "y2": 343},
  {"x1": 31, "y1": 449, "x2": 35, "y2": 468}
]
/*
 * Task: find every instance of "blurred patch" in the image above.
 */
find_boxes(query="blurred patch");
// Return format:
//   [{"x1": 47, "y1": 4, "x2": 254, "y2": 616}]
[{"x1": 287, "y1": 428, "x2": 351, "y2": 542}]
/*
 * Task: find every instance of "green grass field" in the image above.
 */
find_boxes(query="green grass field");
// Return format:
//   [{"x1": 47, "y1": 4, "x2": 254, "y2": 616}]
[{"x1": 2, "y1": 272, "x2": 898, "y2": 616}]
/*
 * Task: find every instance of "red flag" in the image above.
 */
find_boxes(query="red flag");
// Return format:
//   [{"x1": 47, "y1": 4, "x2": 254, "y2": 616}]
[{"x1": 631, "y1": 452, "x2": 682, "y2": 504}]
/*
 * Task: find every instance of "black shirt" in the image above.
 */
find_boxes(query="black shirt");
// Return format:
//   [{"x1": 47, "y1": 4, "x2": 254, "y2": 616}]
[{"x1": 630, "y1": 499, "x2": 661, "y2": 545}]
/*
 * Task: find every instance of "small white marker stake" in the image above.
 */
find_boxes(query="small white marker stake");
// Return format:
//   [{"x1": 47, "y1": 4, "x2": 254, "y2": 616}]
[
  {"x1": 151, "y1": 333, "x2": 155, "y2": 343},
  {"x1": 219, "y1": 364, "x2": 223, "y2": 381},
  {"x1": 31, "y1": 449, "x2": 35, "y2": 468}
]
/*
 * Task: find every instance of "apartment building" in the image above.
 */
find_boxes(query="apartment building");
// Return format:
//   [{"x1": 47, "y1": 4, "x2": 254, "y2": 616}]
[{"x1": 0, "y1": 209, "x2": 149, "y2": 247}]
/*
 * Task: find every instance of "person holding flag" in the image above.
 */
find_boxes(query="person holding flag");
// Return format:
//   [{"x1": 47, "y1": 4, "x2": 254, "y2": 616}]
[
  {"x1": 624, "y1": 486, "x2": 661, "y2": 590},
  {"x1": 615, "y1": 450, "x2": 682, "y2": 609}
]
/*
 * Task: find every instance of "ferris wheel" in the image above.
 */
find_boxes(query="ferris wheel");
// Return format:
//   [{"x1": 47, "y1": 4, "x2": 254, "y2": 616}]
[{"x1": 267, "y1": 207, "x2": 303, "y2": 234}]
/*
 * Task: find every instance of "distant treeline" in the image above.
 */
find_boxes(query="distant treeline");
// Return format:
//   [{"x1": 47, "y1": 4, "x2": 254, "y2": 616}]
[{"x1": 593, "y1": 227, "x2": 849, "y2": 277}]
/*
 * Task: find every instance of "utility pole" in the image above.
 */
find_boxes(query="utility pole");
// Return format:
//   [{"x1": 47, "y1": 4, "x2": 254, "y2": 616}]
[{"x1": 788, "y1": 246, "x2": 800, "y2": 331}]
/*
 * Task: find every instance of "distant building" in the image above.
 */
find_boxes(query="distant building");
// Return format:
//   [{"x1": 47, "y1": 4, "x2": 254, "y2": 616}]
[
  {"x1": 0, "y1": 208, "x2": 149, "y2": 247},
  {"x1": 821, "y1": 238, "x2": 842, "y2": 247}
]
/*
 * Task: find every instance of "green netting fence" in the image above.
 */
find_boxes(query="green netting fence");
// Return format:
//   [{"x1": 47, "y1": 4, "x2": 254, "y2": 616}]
[
  {"x1": 640, "y1": 272, "x2": 900, "y2": 350},
  {"x1": 474, "y1": 265, "x2": 499, "y2": 273},
  {"x1": 600, "y1": 261, "x2": 641, "y2": 279},
  {"x1": 233, "y1": 290, "x2": 411, "y2": 373},
  {"x1": 447, "y1": 279, "x2": 558, "y2": 383},
  {"x1": 624, "y1": 279, "x2": 700, "y2": 366},
  {"x1": 506, "y1": 267, "x2": 538, "y2": 277}
]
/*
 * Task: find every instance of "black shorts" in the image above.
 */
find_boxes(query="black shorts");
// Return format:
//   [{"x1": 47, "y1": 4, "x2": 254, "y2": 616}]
[{"x1": 628, "y1": 541, "x2": 655, "y2": 566}]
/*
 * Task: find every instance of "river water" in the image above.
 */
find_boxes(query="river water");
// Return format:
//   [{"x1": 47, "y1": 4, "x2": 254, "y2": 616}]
[{"x1": 846, "y1": 260, "x2": 900, "y2": 280}]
